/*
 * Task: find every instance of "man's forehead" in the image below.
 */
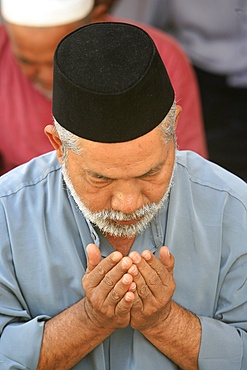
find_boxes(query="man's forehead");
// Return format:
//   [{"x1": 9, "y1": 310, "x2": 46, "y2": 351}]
[
  {"x1": 86, "y1": 161, "x2": 167, "y2": 180},
  {"x1": 78, "y1": 124, "x2": 164, "y2": 153},
  {"x1": 74, "y1": 129, "x2": 172, "y2": 176}
]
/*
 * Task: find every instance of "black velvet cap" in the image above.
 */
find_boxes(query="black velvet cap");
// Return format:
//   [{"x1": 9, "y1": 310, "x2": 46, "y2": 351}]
[{"x1": 53, "y1": 22, "x2": 174, "y2": 142}]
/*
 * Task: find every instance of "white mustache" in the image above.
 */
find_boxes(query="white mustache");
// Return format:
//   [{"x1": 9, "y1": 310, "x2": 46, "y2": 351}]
[
  {"x1": 91, "y1": 203, "x2": 160, "y2": 222},
  {"x1": 61, "y1": 157, "x2": 176, "y2": 238}
]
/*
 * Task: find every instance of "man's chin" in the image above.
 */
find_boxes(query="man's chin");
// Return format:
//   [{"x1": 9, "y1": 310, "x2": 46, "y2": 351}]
[{"x1": 94, "y1": 217, "x2": 151, "y2": 239}]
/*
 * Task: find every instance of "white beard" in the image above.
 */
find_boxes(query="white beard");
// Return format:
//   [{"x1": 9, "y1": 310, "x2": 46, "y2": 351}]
[{"x1": 62, "y1": 160, "x2": 175, "y2": 238}]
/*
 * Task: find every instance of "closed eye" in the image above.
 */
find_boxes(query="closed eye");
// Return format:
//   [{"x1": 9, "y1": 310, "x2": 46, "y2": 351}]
[
  {"x1": 87, "y1": 161, "x2": 165, "y2": 182},
  {"x1": 88, "y1": 173, "x2": 114, "y2": 185},
  {"x1": 137, "y1": 165, "x2": 163, "y2": 179},
  {"x1": 16, "y1": 56, "x2": 35, "y2": 66}
]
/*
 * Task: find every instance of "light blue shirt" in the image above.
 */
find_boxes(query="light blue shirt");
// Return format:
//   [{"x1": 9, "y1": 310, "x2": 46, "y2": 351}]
[{"x1": 0, "y1": 150, "x2": 247, "y2": 369}]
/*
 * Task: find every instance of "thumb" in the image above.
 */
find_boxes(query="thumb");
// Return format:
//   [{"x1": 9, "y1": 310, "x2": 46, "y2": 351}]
[
  {"x1": 86, "y1": 243, "x2": 102, "y2": 272},
  {"x1": 159, "y1": 246, "x2": 174, "y2": 275}
]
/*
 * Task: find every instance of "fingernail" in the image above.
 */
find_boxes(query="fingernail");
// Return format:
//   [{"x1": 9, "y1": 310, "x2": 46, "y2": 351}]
[
  {"x1": 131, "y1": 253, "x2": 141, "y2": 264},
  {"x1": 122, "y1": 256, "x2": 132, "y2": 268},
  {"x1": 123, "y1": 274, "x2": 131, "y2": 284},
  {"x1": 142, "y1": 250, "x2": 151, "y2": 260},
  {"x1": 129, "y1": 265, "x2": 138, "y2": 276},
  {"x1": 129, "y1": 282, "x2": 136, "y2": 292},
  {"x1": 125, "y1": 292, "x2": 133, "y2": 302},
  {"x1": 112, "y1": 251, "x2": 122, "y2": 262}
]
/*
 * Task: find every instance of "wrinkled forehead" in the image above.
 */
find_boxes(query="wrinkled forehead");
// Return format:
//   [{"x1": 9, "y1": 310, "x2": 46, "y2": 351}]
[{"x1": 75, "y1": 126, "x2": 173, "y2": 174}]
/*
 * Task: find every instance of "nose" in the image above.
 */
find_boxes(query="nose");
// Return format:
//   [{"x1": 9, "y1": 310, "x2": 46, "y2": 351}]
[{"x1": 110, "y1": 180, "x2": 144, "y2": 214}]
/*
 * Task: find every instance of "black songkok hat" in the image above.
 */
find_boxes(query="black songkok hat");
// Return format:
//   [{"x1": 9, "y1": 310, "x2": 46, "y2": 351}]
[{"x1": 53, "y1": 22, "x2": 174, "y2": 143}]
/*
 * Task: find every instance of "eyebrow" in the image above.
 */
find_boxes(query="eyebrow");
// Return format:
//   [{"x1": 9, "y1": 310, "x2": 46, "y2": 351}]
[
  {"x1": 87, "y1": 162, "x2": 165, "y2": 181},
  {"x1": 16, "y1": 55, "x2": 34, "y2": 64},
  {"x1": 138, "y1": 163, "x2": 164, "y2": 178}
]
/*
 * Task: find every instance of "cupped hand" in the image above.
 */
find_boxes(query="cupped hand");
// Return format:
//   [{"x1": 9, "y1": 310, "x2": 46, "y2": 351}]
[
  {"x1": 82, "y1": 244, "x2": 136, "y2": 330},
  {"x1": 128, "y1": 246, "x2": 176, "y2": 332}
]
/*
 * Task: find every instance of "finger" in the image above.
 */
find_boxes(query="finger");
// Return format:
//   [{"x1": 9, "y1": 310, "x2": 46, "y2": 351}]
[
  {"x1": 130, "y1": 251, "x2": 159, "y2": 283},
  {"x1": 141, "y1": 250, "x2": 176, "y2": 302},
  {"x1": 130, "y1": 251, "x2": 172, "y2": 299},
  {"x1": 105, "y1": 273, "x2": 134, "y2": 306},
  {"x1": 83, "y1": 257, "x2": 134, "y2": 312},
  {"x1": 115, "y1": 291, "x2": 135, "y2": 319},
  {"x1": 128, "y1": 281, "x2": 136, "y2": 293},
  {"x1": 142, "y1": 248, "x2": 174, "y2": 280},
  {"x1": 127, "y1": 264, "x2": 139, "y2": 277},
  {"x1": 86, "y1": 250, "x2": 124, "y2": 288},
  {"x1": 85, "y1": 256, "x2": 133, "y2": 305},
  {"x1": 131, "y1": 289, "x2": 143, "y2": 312},
  {"x1": 86, "y1": 244, "x2": 102, "y2": 272},
  {"x1": 97, "y1": 257, "x2": 133, "y2": 295},
  {"x1": 131, "y1": 267, "x2": 161, "y2": 314},
  {"x1": 159, "y1": 246, "x2": 175, "y2": 275}
]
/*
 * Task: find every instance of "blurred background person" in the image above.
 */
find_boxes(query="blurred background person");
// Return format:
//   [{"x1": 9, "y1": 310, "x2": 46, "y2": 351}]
[
  {"x1": 111, "y1": 0, "x2": 247, "y2": 181},
  {"x1": 111, "y1": 0, "x2": 166, "y2": 29},
  {"x1": 0, "y1": 0, "x2": 207, "y2": 175},
  {"x1": 0, "y1": 0, "x2": 109, "y2": 175}
]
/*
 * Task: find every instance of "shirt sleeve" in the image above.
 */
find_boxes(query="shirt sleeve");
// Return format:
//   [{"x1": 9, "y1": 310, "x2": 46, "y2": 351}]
[
  {"x1": 0, "y1": 202, "x2": 50, "y2": 369},
  {"x1": 0, "y1": 317, "x2": 49, "y2": 370},
  {"x1": 198, "y1": 257, "x2": 247, "y2": 370},
  {"x1": 167, "y1": 177, "x2": 247, "y2": 370},
  {"x1": 198, "y1": 317, "x2": 246, "y2": 369}
]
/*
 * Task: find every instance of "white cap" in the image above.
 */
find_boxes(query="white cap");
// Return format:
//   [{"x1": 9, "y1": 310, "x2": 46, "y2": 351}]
[{"x1": 1, "y1": 0, "x2": 95, "y2": 27}]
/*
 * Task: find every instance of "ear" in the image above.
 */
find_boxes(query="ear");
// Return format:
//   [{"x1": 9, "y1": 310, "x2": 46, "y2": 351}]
[
  {"x1": 91, "y1": 4, "x2": 108, "y2": 21},
  {"x1": 175, "y1": 104, "x2": 182, "y2": 130},
  {"x1": 44, "y1": 124, "x2": 63, "y2": 164}
]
